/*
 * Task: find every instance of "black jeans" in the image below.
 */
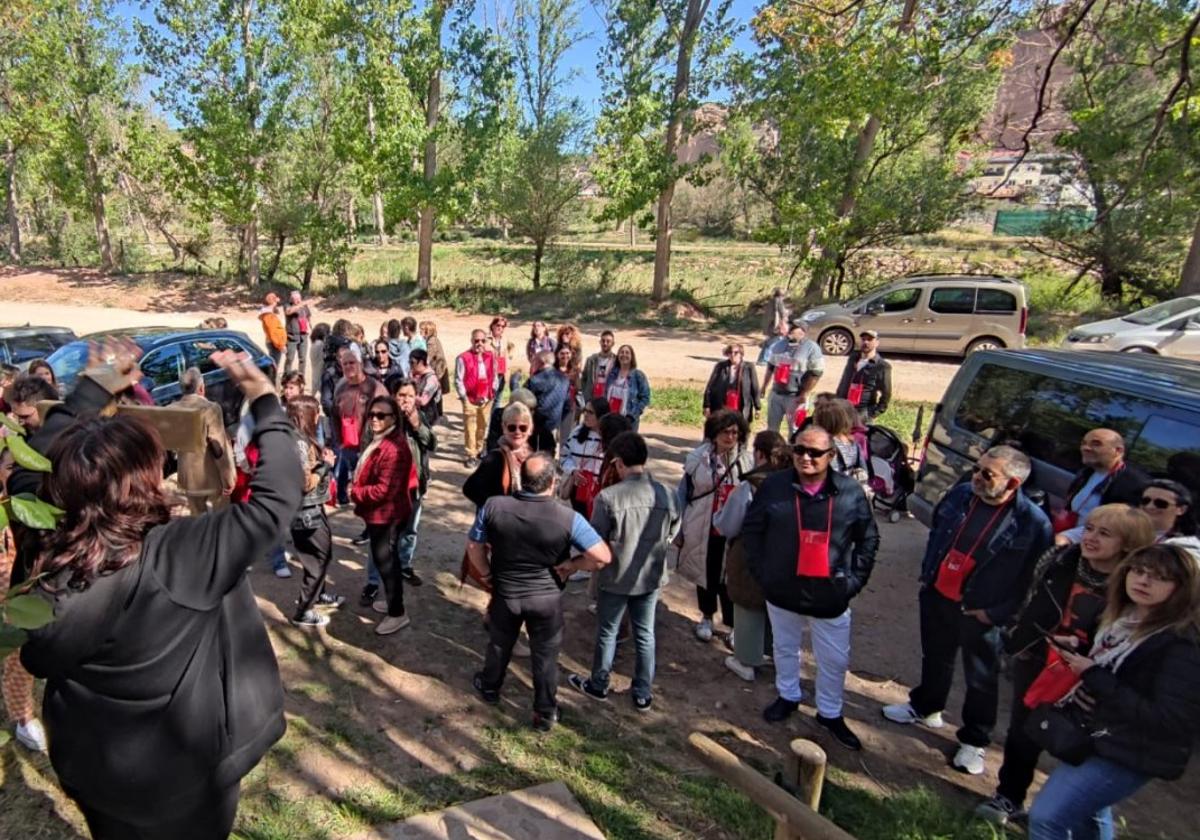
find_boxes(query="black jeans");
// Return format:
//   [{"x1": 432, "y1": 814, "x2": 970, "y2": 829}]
[
  {"x1": 69, "y1": 782, "x2": 239, "y2": 840},
  {"x1": 997, "y1": 653, "x2": 1046, "y2": 805},
  {"x1": 696, "y1": 533, "x2": 733, "y2": 627},
  {"x1": 479, "y1": 592, "x2": 564, "y2": 717},
  {"x1": 909, "y1": 586, "x2": 1003, "y2": 748},
  {"x1": 367, "y1": 522, "x2": 405, "y2": 617},
  {"x1": 291, "y1": 509, "x2": 333, "y2": 617}
]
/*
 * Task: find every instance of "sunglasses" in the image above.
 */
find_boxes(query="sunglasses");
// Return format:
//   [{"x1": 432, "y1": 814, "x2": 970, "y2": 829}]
[
  {"x1": 506, "y1": 423, "x2": 530, "y2": 433},
  {"x1": 368, "y1": 411, "x2": 395, "y2": 420},
  {"x1": 472, "y1": 339, "x2": 487, "y2": 345},
  {"x1": 1141, "y1": 497, "x2": 1175, "y2": 510},
  {"x1": 792, "y1": 445, "x2": 832, "y2": 459},
  {"x1": 972, "y1": 465, "x2": 1001, "y2": 481}
]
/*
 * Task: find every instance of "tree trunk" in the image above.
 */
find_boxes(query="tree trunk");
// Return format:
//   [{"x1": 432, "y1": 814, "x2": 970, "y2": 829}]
[
  {"x1": 265, "y1": 233, "x2": 286, "y2": 284},
  {"x1": 241, "y1": 0, "x2": 261, "y2": 285},
  {"x1": 1179, "y1": 213, "x2": 1200, "y2": 296},
  {"x1": 804, "y1": 0, "x2": 918, "y2": 301},
  {"x1": 416, "y1": 2, "x2": 446, "y2": 294},
  {"x1": 4, "y1": 139, "x2": 19, "y2": 261},
  {"x1": 347, "y1": 195, "x2": 357, "y2": 242},
  {"x1": 366, "y1": 97, "x2": 388, "y2": 246},
  {"x1": 303, "y1": 237, "x2": 318, "y2": 290},
  {"x1": 628, "y1": 217, "x2": 635, "y2": 246},
  {"x1": 117, "y1": 171, "x2": 153, "y2": 242},
  {"x1": 83, "y1": 148, "x2": 115, "y2": 272},
  {"x1": 532, "y1": 238, "x2": 545, "y2": 289},
  {"x1": 651, "y1": 0, "x2": 709, "y2": 303}
]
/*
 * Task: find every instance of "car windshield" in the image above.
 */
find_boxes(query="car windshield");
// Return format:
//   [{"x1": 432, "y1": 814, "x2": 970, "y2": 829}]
[
  {"x1": 1121, "y1": 297, "x2": 1200, "y2": 326},
  {"x1": 48, "y1": 343, "x2": 92, "y2": 389}
]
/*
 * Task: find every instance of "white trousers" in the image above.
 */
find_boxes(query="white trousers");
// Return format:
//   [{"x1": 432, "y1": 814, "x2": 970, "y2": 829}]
[{"x1": 766, "y1": 602, "x2": 851, "y2": 718}]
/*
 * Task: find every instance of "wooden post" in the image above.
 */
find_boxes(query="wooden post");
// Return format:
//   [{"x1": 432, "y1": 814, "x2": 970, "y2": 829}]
[{"x1": 784, "y1": 739, "x2": 827, "y2": 811}]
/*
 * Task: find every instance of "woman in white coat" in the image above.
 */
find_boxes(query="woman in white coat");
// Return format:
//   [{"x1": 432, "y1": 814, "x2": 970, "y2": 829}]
[{"x1": 674, "y1": 409, "x2": 753, "y2": 641}]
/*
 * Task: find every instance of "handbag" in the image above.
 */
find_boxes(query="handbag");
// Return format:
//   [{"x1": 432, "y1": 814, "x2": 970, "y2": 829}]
[{"x1": 1024, "y1": 701, "x2": 1094, "y2": 765}]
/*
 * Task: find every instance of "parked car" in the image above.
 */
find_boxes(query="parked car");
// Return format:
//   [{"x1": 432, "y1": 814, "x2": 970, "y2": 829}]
[
  {"x1": 0, "y1": 326, "x2": 78, "y2": 369},
  {"x1": 48, "y1": 327, "x2": 275, "y2": 428},
  {"x1": 1062, "y1": 295, "x2": 1200, "y2": 359},
  {"x1": 795, "y1": 274, "x2": 1028, "y2": 358},
  {"x1": 910, "y1": 348, "x2": 1200, "y2": 526}
]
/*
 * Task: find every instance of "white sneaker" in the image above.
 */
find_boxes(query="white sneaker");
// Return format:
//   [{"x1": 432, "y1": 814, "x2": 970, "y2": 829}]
[
  {"x1": 724, "y1": 655, "x2": 755, "y2": 682},
  {"x1": 695, "y1": 618, "x2": 714, "y2": 642},
  {"x1": 274, "y1": 564, "x2": 292, "y2": 579},
  {"x1": 513, "y1": 639, "x2": 531, "y2": 657},
  {"x1": 953, "y1": 743, "x2": 986, "y2": 775},
  {"x1": 375, "y1": 615, "x2": 411, "y2": 635},
  {"x1": 881, "y1": 702, "x2": 945, "y2": 728},
  {"x1": 15, "y1": 719, "x2": 47, "y2": 752},
  {"x1": 371, "y1": 599, "x2": 389, "y2": 615}
]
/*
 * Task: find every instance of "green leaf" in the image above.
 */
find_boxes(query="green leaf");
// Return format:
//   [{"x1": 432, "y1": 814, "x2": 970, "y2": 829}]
[
  {"x1": 0, "y1": 414, "x2": 20, "y2": 433},
  {"x1": 4, "y1": 595, "x2": 54, "y2": 631},
  {"x1": 0, "y1": 623, "x2": 25, "y2": 662},
  {"x1": 6, "y1": 435, "x2": 51, "y2": 472},
  {"x1": 0, "y1": 503, "x2": 7, "y2": 530},
  {"x1": 10, "y1": 495, "x2": 63, "y2": 530}
]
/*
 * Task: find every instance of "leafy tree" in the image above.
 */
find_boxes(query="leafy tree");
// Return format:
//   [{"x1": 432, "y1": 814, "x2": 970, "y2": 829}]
[{"x1": 593, "y1": 0, "x2": 734, "y2": 301}]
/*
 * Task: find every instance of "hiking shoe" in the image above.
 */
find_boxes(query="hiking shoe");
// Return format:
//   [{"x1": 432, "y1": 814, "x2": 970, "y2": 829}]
[
  {"x1": 763, "y1": 696, "x2": 800, "y2": 723},
  {"x1": 694, "y1": 618, "x2": 714, "y2": 642},
  {"x1": 975, "y1": 794, "x2": 1023, "y2": 826},
  {"x1": 291, "y1": 610, "x2": 330, "y2": 628},
  {"x1": 532, "y1": 708, "x2": 560, "y2": 732},
  {"x1": 816, "y1": 715, "x2": 862, "y2": 751},
  {"x1": 568, "y1": 674, "x2": 608, "y2": 702},
  {"x1": 14, "y1": 719, "x2": 47, "y2": 753},
  {"x1": 632, "y1": 695, "x2": 653, "y2": 713},
  {"x1": 952, "y1": 743, "x2": 987, "y2": 776},
  {"x1": 724, "y1": 655, "x2": 756, "y2": 682},
  {"x1": 881, "y1": 702, "x2": 945, "y2": 729},
  {"x1": 315, "y1": 593, "x2": 346, "y2": 610},
  {"x1": 273, "y1": 564, "x2": 293, "y2": 579},
  {"x1": 375, "y1": 615, "x2": 411, "y2": 635},
  {"x1": 359, "y1": 584, "x2": 379, "y2": 607},
  {"x1": 472, "y1": 672, "x2": 499, "y2": 704},
  {"x1": 400, "y1": 568, "x2": 423, "y2": 586},
  {"x1": 371, "y1": 599, "x2": 389, "y2": 615}
]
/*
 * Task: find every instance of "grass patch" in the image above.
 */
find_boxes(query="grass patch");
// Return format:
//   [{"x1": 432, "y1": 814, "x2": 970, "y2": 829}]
[{"x1": 821, "y1": 772, "x2": 1003, "y2": 840}]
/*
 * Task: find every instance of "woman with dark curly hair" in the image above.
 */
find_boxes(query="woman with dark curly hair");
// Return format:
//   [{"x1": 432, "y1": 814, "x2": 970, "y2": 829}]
[{"x1": 20, "y1": 351, "x2": 296, "y2": 840}]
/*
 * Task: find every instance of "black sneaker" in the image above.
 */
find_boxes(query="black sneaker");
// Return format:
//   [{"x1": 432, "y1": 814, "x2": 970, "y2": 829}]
[
  {"x1": 290, "y1": 610, "x2": 330, "y2": 628},
  {"x1": 532, "y1": 707, "x2": 560, "y2": 732},
  {"x1": 568, "y1": 674, "x2": 608, "y2": 702},
  {"x1": 472, "y1": 672, "x2": 499, "y2": 705},
  {"x1": 359, "y1": 584, "x2": 379, "y2": 607},
  {"x1": 763, "y1": 696, "x2": 800, "y2": 723},
  {"x1": 400, "y1": 568, "x2": 423, "y2": 587},
  {"x1": 632, "y1": 694, "x2": 653, "y2": 713},
  {"x1": 816, "y1": 714, "x2": 862, "y2": 751},
  {"x1": 351, "y1": 531, "x2": 370, "y2": 546},
  {"x1": 315, "y1": 593, "x2": 346, "y2": 610}
]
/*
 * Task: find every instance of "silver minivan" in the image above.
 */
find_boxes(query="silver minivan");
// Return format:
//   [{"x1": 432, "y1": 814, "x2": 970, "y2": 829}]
[
  {"x1": 1062, "y1": 295, "x2": 1200, "y2": 360},
  {"x1": 796, "y1": 274, "x2": 1029, "y2": 357}
]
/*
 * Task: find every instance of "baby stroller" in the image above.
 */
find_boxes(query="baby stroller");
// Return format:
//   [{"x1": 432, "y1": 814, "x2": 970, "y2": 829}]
[{"x1": 866, "y1": 424, "x2": 916, "y2": 522}]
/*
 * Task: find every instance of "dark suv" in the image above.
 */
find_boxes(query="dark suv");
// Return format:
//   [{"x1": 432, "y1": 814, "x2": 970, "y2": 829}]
[
  {"x1": 47, "y1": 327, "x2": 275, "y2": 428},
  {"x1": 0, "y1": 326, "x2": 78, "y2": 369}
]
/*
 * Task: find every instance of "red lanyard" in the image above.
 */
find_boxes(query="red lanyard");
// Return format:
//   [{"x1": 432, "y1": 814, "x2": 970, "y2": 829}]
[
  {"x1": 794, "y1": 492, "x2": 834, "y2": 539},
  {"x1": 949, "y1": 498, "x2": 1008, "y2": 559}
]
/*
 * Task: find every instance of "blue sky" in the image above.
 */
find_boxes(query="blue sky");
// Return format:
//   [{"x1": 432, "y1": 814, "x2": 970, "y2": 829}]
[{"x1": 115, "y1": 0, "x2": 762, "y2": 121}]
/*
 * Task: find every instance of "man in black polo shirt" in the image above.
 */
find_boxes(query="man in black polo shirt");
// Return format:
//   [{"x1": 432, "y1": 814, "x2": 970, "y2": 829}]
[{"x1": 467, "y1": 453, "x2": 611, "y2": 731}]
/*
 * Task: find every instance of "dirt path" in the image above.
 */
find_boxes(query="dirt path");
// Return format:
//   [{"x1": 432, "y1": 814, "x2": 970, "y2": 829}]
[{"x1": 1, "y1": 267, "x2": 960, "y2": 403}]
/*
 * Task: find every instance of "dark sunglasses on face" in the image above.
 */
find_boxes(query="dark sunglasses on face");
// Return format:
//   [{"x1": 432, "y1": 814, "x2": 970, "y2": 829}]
[
  {"x1": 368, "y1": 411, "x2": 394, "y2": 420},
  {"x1": 792, "y1": 445, "x2": 832, "y2": 459},
  {"x1": 972, "y1": 465, "x2": 1001, "y2": 481},
  {"x1": 1141, "y1": 496, "x2": 1175, "y2": 510},
  {"x1": 506, "y1": 423, "x2": 530, "y2": 433},
  {"x1": 472, "y1": 339, "x2": 487, "y2": 345}
]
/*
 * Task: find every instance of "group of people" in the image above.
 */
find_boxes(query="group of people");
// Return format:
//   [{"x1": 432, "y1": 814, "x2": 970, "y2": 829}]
[{"x1": 1, "y1": 290, "x2": 1198, "y2": 840}]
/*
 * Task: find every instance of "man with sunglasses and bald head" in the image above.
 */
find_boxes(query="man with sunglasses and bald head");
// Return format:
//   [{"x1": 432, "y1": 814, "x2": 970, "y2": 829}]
[
  {"x1": 883, "y1": 445, "x2": 1052, "y2": 776},
  {"x1": 742, "y1": 426, "x2": 879, "y2": 751}
]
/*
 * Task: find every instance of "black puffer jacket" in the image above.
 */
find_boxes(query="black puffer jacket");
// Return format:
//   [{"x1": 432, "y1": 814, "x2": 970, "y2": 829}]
[
  {"x1": 1006, "y1": 544, "x2": 1086, "y2": 659},
  {"x1": 743, "y1": 469, "x2": 880, "y2": 619},
  {"x1": 1081, "y1": 627, "x2": 1200, "y2": 780}
]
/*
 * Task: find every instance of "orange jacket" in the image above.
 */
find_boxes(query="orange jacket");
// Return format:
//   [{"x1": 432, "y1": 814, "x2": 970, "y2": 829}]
[{"x1": 259, "y1": 308, "x2": 286, "y2": 351}]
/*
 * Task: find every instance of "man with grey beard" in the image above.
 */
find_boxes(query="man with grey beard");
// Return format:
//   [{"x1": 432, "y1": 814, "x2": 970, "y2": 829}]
[{"x1": 882, "y1": 445, "x2": 1052, "y2": 777}]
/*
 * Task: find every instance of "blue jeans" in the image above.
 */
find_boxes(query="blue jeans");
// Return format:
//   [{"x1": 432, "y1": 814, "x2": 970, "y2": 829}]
[
  {"x1": 334, "y1": 447, "x2": 360, "y2": 505},
  {"x1": 394, "y1": 495, "x2": 423, "y2": 572},
  {"x1": 269, "y1": 543, "x2": 288, "y2": 572},
  {"x1": 1027, "y1": 756, "x2": 1149, "y2": 840},
  {"x1": 590, "y1": 589, "x2": 658, "y2": 700}
]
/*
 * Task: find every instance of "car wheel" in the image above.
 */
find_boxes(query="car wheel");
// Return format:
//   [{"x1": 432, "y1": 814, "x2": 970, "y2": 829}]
[
  {"x1": 966, "y1": 337, "x2": 1004, "y2": 355},
  {"x1": 1121, "y1": 346, "x2": 1157, "y2": 354},
  {"x1": 819, "y1": 328, "x2": 854, "y2": 356}
]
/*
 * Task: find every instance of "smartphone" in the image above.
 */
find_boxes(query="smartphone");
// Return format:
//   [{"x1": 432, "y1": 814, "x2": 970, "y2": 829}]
[{"x1": 1047, "y1": 635, "x2": 1077, "y2": 653}]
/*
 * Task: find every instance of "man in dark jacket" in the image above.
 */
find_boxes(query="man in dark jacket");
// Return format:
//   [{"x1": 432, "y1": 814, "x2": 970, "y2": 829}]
[
  {"x1": 1053, "y1": 428, "x2": 1149, "y2": 544},
  {"x1": 743, "y1": 426, "x2": 880, "y2": 750},
  {"x1": 526, "y1": 351, "x2": 570, "y2": 453},
  {"x1": 467, "y1": 454, "x2": 611, "y2": 731},
  {"x1": 883, "y1": 445, "x2": 1053, "y2": 776},
  {"x1": 391, "y1": 377, "x2": 437, "y2": 588},
  {"x1": 834, "y1": 330, "x2": 891, "y2": 420}
]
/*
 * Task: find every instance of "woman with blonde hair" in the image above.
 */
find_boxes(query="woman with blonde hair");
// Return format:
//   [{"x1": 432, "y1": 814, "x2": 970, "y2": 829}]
[
  {"x1": 1024, "y1": 542, "x2": 1200, "y2": 838},
  {"x1": 419, "y1": 320, "x2": 449, "y2": 395},
  {"x1": 977, "y1": 503, "x2": 1157, "y2": 825}
]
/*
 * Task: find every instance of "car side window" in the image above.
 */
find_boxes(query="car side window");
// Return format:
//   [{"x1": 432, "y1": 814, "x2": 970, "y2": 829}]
[
  {"x1": 929, "y1": 287, "x2": 976, "y2": 314},
  {"x1": 140, "y1": 347, "x2": 183, "y2": 389},
  {"x1": 182, "y1": 337, "x2": 246, "y2": 373},
  {"x1": 975, "y1": 289, "x2": 1017, "y2": 313},
  {"x1": 878, "y1": 288, "x2": 921, "y2": 312},
  {"x1": 1128, "y1": 416, "x2": 1200, "y2": 475},
  {"x1": 7, "y1": 335, "x2": 57, "y2": 363}
]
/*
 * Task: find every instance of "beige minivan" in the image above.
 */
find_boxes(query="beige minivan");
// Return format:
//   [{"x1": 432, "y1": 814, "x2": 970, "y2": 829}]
[{"x1": 795, "y1": 274, "x2": 1028, "y2": 357}]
